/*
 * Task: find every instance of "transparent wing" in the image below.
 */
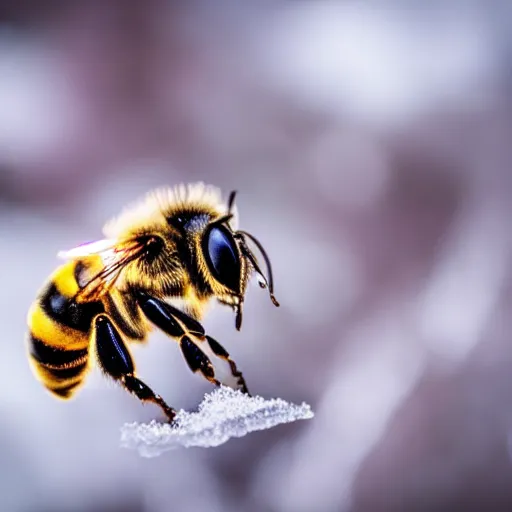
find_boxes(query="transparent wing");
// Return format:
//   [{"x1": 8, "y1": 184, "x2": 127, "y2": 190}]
[{"x1": 58, "y1": 237, "x2": 150, "y2": 303}]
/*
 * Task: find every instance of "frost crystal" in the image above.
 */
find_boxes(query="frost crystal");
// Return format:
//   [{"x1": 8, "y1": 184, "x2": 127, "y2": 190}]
[{"x1": 120, "y1": 387, "x2": 314, "y2": 457}]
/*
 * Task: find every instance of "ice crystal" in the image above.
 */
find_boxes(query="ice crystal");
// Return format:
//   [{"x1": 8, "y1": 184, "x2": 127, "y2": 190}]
[{"x1": 120, "y1": 387, "x2": 314, "y2": 457}]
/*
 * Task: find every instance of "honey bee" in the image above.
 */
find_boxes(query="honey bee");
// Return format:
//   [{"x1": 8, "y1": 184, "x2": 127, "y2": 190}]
[{"x1": 26, "y1": 183, "x2": 279, "y2": 422}]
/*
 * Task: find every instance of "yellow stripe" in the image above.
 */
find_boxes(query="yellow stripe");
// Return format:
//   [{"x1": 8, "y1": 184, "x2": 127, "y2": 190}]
[
  {"x1": 52, "y1": 261, "x2": 80, "y2": 297},
  {"x1": 28, "y1": 302, "x2": 89, "y2": 350}
]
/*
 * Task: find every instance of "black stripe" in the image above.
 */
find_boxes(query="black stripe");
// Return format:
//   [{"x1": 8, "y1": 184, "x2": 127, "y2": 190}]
[
  {"x1": 43, "y1": 361, "x2": 88, "y2": 381},
  {"x1": 29, "y1": 334, "x2": 88, "y2": 366},
  {"x1": 40, "y1": 283, "x2": 104, "y2": 333},
  {"x1": 50, "y1": 382, "x2": 80, "y2": 398}
]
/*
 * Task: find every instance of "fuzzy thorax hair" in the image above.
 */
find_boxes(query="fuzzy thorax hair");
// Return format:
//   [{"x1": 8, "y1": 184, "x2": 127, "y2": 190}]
[{"x1": 103, "y1": 182, "x2": 239, "y2": 240}]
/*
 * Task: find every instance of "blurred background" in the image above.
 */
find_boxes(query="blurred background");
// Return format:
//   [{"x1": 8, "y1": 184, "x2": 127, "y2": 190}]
[{"x1": 1, "y1": 0, "x2": 512, "y2": 511}]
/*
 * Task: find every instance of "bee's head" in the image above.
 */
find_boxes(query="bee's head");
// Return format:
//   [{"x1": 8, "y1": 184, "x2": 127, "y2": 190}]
[
  {"x1": 168, "y1": 209, "x2": 248, "y2": 304},
  {"x1": 197, "y1": 191, "x2": 279, "y2": 329}
]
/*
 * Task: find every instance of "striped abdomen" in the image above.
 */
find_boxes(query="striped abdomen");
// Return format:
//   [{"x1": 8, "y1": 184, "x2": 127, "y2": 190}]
[{"x1": 27, "y1": 260, "x2": 104, "y2": 399}]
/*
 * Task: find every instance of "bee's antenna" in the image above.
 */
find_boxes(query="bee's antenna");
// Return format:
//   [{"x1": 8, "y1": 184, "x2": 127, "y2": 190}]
[
  {"x1": 238, "y1": 230, "x2": 279, "y2": 307},
  {"x1": 227, "y1": 190, "x2": 237, "y2": 215},
  {"x1": 208, "y1": 190, "x2": 237, "y2": 228}
]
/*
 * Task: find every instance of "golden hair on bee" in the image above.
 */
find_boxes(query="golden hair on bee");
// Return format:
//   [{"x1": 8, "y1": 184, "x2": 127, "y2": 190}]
[
  {"x1": 103, "y1": 183, "x2": 238, "y2": 240},
  {"x1": 26, "y1": 182, "x2": 279, "y2": 423}
]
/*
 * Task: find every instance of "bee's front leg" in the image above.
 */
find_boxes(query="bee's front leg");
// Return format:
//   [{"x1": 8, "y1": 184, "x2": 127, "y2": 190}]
[
  {"x1": 203, "y1": 334, "x2": 249, "y2": 394},
  {"x1": 136, "y1": 293, "x2": 250, "y2": 394}
]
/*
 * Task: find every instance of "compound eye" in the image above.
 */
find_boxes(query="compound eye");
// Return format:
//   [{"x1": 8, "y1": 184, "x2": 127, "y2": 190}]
[{"x1": 203, "y1": 225, "x2": 240, "y2": 292}]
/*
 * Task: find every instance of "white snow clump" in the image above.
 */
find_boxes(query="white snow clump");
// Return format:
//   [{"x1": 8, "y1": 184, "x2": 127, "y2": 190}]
[{"x1": 120, "y1": 386, "x2": 314, "y2": 457}]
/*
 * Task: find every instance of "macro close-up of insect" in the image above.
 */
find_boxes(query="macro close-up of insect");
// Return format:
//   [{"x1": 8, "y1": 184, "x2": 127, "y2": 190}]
[
  {"x1": 26, "y1": 183, "x2": 279, "y2": 423},
  {"x1": 1, "y1": 1, "x2": 511, "y2": 510}
]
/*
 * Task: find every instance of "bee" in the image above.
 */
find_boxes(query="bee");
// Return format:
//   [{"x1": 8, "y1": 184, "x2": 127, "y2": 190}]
[{"x1": 26, "y1": 183, "x2": 279, "y2": 422}]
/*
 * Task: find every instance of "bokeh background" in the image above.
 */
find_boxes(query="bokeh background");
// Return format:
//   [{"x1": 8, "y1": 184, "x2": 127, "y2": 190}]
[{"x1": 2, "y1": 1, "x2": 512, "y2": 511}]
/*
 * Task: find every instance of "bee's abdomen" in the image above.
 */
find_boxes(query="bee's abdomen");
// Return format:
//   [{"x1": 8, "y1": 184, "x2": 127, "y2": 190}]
[
  {"x1": 28, "y1": 334, "x2": 89, "y2": 398},
  {"x1": 27, "y1": 260, "x2": 104, "y2": 399}
]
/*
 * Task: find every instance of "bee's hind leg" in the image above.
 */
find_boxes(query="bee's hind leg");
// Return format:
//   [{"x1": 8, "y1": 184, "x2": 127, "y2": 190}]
[
  {"x1": 136, "y1": 293, "x2": 250, "y2": 394},
  {"x1": 92, "y1": 314, "x2": 176, "y2": 423}
]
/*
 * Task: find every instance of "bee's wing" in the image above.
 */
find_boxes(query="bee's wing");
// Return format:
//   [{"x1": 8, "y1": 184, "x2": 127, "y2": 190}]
[
  {"x1": 57, "y1": 239, "x2": 119, "y2": 260},
  {"x1": 58, "y1": 237, "x2": 149, "y2": 303}
]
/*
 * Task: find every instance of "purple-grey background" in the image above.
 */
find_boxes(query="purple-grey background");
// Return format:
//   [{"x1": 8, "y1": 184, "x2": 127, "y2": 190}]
[{"x1": 1, "y1": 1, "x2": 512, "y2": 511}]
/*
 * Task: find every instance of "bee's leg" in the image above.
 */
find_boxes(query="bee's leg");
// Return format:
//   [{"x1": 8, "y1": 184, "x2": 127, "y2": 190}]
[
  {"x1": 202, "y1": 335, "x2": 249, "y2": 394},
  {"x1": 178, "y1": 333, "x2": 250, "y2": 394},
  {"x1": 92, "y1": 314, "x2": 176, "y2": 422},
  {"x1": 137, "y1": 293, "x2": 250, "y2": 394}
]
